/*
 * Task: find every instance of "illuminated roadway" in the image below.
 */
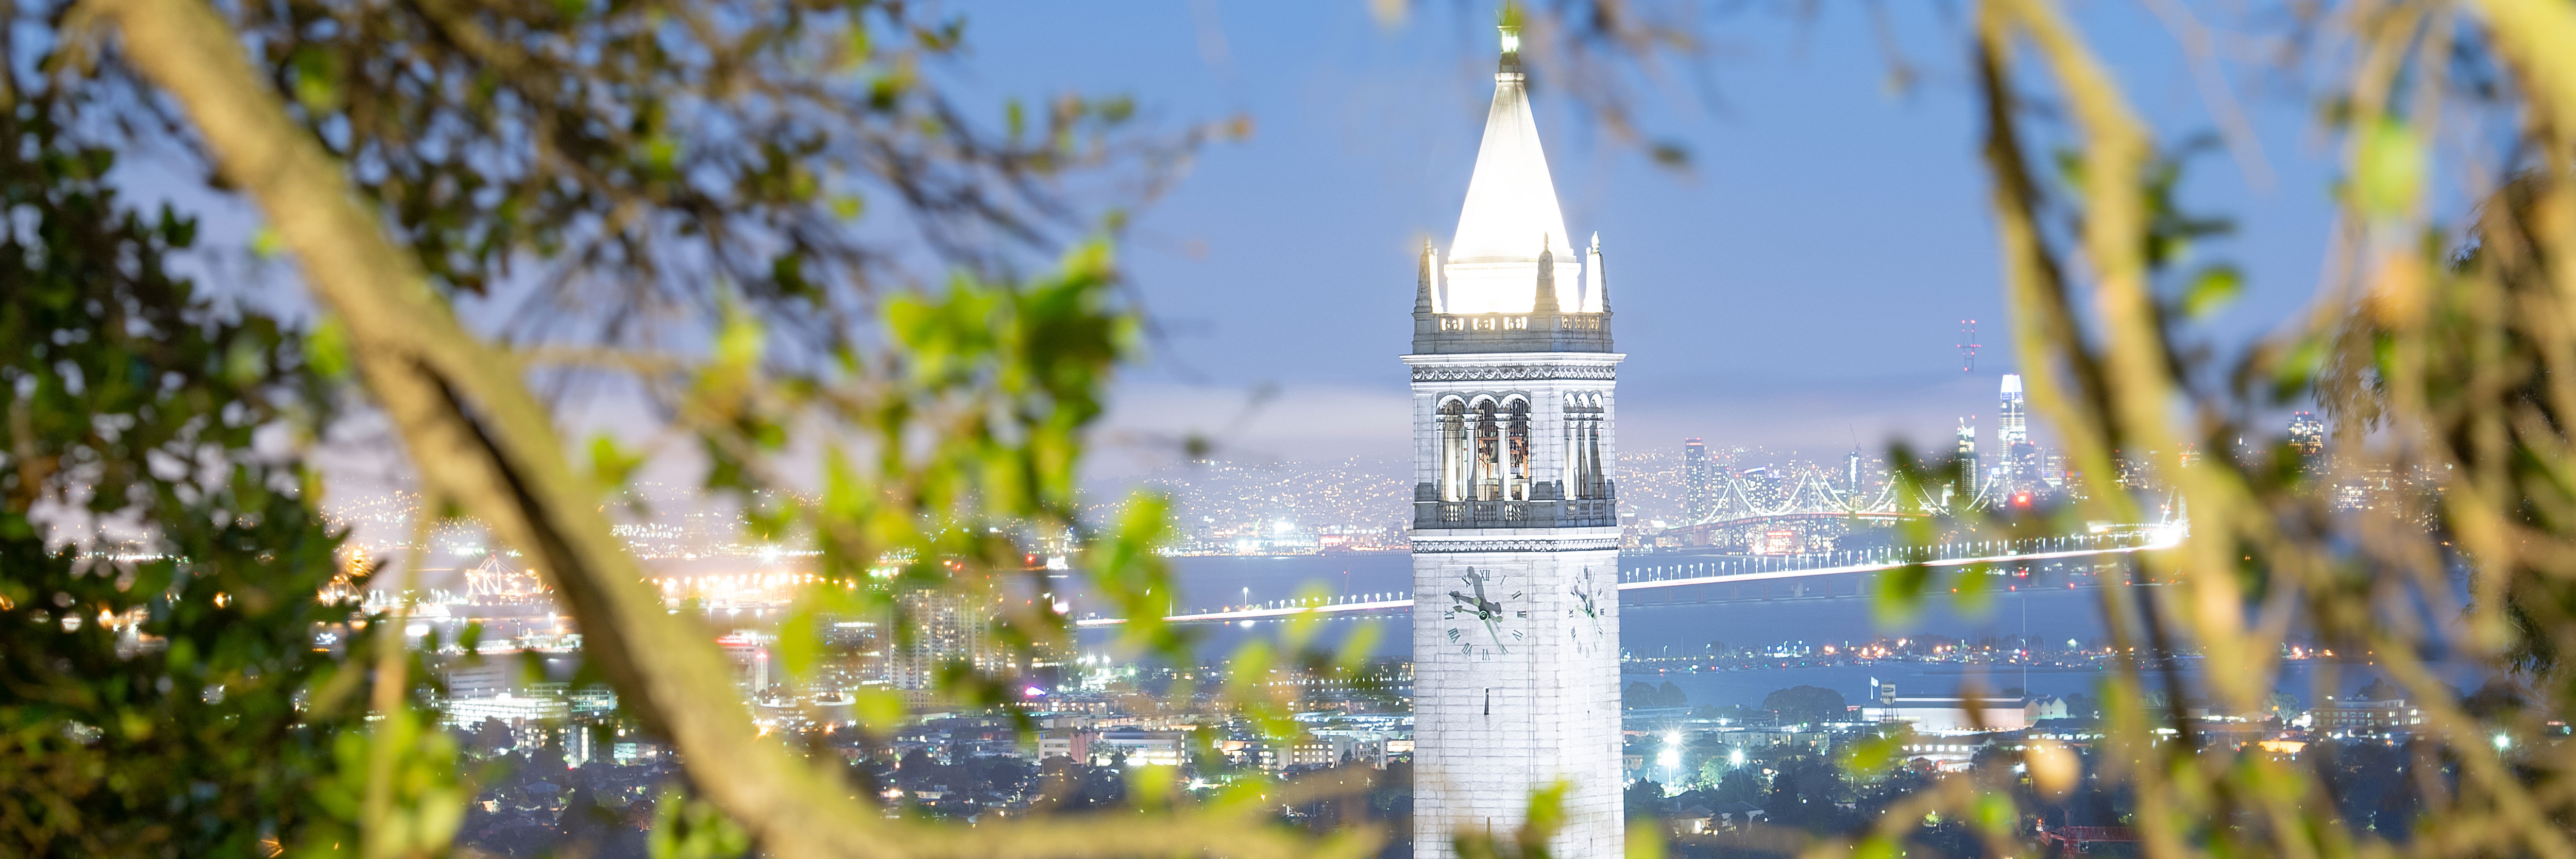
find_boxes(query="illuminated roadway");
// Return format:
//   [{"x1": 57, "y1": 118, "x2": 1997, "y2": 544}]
[{"x1": 1070, "y1": 526, "x2": 2183, "y2": 627}]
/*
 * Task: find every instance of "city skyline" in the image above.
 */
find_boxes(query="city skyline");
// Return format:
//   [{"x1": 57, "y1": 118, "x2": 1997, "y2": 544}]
[{"x1": 947, "y1": 2, "x2": 2343, "y2": 475}]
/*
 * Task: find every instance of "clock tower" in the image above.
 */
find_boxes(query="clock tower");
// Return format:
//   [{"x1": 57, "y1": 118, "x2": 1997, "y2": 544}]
[{"x1": 1406, "y1": 23, "x2": 1624, "y2": 859}]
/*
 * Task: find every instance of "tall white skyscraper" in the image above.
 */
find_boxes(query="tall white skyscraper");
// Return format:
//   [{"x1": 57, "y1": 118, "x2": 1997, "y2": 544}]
[
  {"x1": 1405, "y1": 23, "x2": 1623, "y2": 859},
  {"x1": 1998, "y1": 374, "x2": 2041, "y2": 496},
  {"x1": 1998, "y1": 375, "x2": 2028, "y2": 446}
]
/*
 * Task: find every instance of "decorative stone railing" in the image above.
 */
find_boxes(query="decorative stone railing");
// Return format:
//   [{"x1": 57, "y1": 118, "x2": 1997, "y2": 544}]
[
  {"x1": 1413, "y1": 310, "x2": 1615, "y2": 355},
  {"x1": 1417, "y1": 498, "x2": 1617, "y2": 530}
]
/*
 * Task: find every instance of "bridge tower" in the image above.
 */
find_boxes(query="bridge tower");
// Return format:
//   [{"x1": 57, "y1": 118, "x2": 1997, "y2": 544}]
[{"x1": 1406, "y1": 23, "x2": 1623, "y2": 859}]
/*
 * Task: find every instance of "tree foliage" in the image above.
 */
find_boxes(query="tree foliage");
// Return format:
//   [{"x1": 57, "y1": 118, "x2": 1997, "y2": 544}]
[
  {"x1": 0, "y1": 93, "x2": 368, "y2": 856},
  {"x1": 12, "y1": 0, "x2": 2576, "y2": 857},
  {"x1": 1758, "y1": 686, "x2": 1845, "y2": 727},
  {"x1": 20, "y1": 0, "x2": 1374, "y2": 856}
]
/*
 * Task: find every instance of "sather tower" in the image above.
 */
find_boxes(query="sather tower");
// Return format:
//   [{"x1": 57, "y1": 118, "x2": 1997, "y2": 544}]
[{"x1": 1405, "y1": 23, "x2": 1623, "y2": 859}]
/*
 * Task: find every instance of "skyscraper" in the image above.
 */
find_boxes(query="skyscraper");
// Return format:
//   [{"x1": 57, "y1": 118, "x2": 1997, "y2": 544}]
[
  {"x1": 1684, "y1": 438, "x2": 1715, "y2": 521},
  {"x1": 2289, "y1": 411, "x2": 2326, "y2": 473},
  {"x1": 1999, "y1": 375, "x2": 2041, "y2": 495},
  {"x1": 2289, "y1": 411, "x2": 2324, "y2": 454},
  {"x1": 1405, "y1": 23, "x2": 1623, "y2": 858},
  {"x1": 887, "y1": 590, "x2": 996, "y2": 692},
  {"x1": 1998, "y1": 375, "x2": 2028, "y2": 446},
  {"x1": 1956, "y1": 418, "x2": 1979, "y2": 499}
]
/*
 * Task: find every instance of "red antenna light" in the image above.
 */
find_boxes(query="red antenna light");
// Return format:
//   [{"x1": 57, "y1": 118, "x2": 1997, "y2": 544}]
[{"x1": 1958, "y1": 319, "x2": 1981, "y2": 374}]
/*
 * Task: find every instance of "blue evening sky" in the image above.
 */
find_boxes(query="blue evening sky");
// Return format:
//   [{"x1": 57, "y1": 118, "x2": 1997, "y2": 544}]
[{"x1": 958, "y1": 2, "x2": 2345, "y2": 475}]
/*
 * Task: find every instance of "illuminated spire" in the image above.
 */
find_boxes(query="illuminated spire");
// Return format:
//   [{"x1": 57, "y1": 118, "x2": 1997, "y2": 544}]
[
  {"x1": 1444, "y1": 21, "x2": 1579, "y2": 314},
  {"x1": 1586, "y1": 231, "x2": 1606, "y2": 313},
  {"x1": 1414, "y1": 238, "x2": 1437, "y2": 315}
]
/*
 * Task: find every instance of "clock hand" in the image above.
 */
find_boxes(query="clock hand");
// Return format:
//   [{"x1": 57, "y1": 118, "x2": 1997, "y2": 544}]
[
  {"x1": 1452, "y1": 588, "x2": 1500, "y2": 620},
  {"x1": 1483, "y1": 615, "x2": 1507, "y2": 653}
]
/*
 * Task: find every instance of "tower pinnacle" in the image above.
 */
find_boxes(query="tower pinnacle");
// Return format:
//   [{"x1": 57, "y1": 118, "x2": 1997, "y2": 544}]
[
  {"x1": 1415, "y1": 239, "x2": 1437, "y2": 315},
  {"x1": 1534, "y1": 240, "x2": 1559, "y2": 313},
  {"x1": 1444, "y1": 18, "x2": 1578, "y2": 314}
]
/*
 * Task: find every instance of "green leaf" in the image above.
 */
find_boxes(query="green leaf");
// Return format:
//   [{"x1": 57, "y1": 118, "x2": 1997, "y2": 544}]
[
  {"x1": 2274, "y1": 334, "x2": 2327, "y2": 400},
  {"x1": 649, "y1": 786, "x2": 750, "y2": 859},
  {"x1": 1853, "y1": 835, "x2": 1901, "y2": 859},
  {"x1": 1875, "y1": 562, "x2": 1932, "y2": 625},
  {"x1": 776, "y1": 607, "x2": 820, "y2": 681},
  {"x1": 1972, "y1": 790, "x2": 2017, "y2": 837},
  {"x1": 829, "y1": 194, "x2": 865, "y2": 222},
  {"x1": 643, "y1": 134, "x2": 682, "y2": 176},
  {"x1": 854, "y1": 689, "x2": 908, "y2": 737},
  {"x1": 714, "y1": 305, "x2": 764, "y2": 370},
  {"x1": 2182, "y1": 264, "x2": 2243, "y2": 319},
  {"x1": 845, "y1": 22, "x2": 872, "y2": 63},
  {"x1": 289, "y1": 46, "x2": 342, "y2": 112},
  {"x1": 1839, "y1": 728, "x2": 1908, "y2": 781},
  {"x1": 2354, "y1": 116, "x2": 2424, "y2": 217},
  {"x1": 1516, "y1": 780, "x2": 1569, "y2": 852},
  {"x1": 1954, "y1": 562, "x2": 1994, "y2": 615},
  {"x1": 251, "y1": 226, "x2": 286, "y2": 259},
  {"x1": 1126, "y1": 764, "x2": 1177, "y2": 810},
  {"x1": 588, "y1": 433, "x2": 645, "y2": 490},
  {"x1": 306, "y1": 315, "x2": 351, "y2": 380},
  {"x1": 1624, "y1": 819, "x2": 1667, "y2": 859}
]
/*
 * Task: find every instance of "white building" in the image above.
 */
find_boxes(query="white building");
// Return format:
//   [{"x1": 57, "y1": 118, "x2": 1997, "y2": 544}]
[
  {"x1": 440, "y1": 691, "x2": 570, "y2": 728},
  {"x1": 1408, "y1": 23, "x2": 1623, "y2": 858},
  {"x1": 1860, "y1": 679, "x2": 2029, "y2": 733},
  {"x1": 1090, "y1": 730, "x2": 1185, "y2": 767}
]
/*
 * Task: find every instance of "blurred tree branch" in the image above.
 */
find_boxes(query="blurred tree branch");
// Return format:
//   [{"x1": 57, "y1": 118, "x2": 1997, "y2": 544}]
[{"x1": 95, "y1": 1, "x2": 1350, "y2": 857}]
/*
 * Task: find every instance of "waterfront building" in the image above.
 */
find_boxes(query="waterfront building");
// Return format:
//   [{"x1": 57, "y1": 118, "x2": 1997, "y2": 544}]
[
  {"x1": 1863, "y1": 678, "x2": 2029, "y2": 733},
  {"x1": 1405, "y1": 23, "x2": 1623, "y2": 857},
  {"x1": 2313, "y1": 679, "x2": 2426, "y2": 735}
]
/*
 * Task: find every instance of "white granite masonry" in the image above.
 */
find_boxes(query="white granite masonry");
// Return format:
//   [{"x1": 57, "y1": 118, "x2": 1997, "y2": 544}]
[{"x1": 1406, "y1": 24, "x2": 1625, "y2": 859}]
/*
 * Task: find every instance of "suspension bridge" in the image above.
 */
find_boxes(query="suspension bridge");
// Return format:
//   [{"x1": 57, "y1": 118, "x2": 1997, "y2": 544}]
[
  {"x1": 1069, "y1": 521, "x2": 2185, "y2": 628},
  {"x1": 1646, "y1": 454, "x2": 2186, "y2": 558}
]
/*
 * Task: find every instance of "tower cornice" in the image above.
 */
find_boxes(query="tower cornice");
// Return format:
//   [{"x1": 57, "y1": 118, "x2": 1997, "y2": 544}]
[{"x1": 1403, "y1": 352, "x2": 1624, "y2": 384}]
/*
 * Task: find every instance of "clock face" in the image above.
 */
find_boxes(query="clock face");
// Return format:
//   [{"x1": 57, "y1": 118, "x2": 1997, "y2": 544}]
[
  {"x1": 1442, "y1": 567, "x2": 1525, "y2": 660},
  {"x1": 1567, "y1": 567, "x2": 1608, "y2": 656}
]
